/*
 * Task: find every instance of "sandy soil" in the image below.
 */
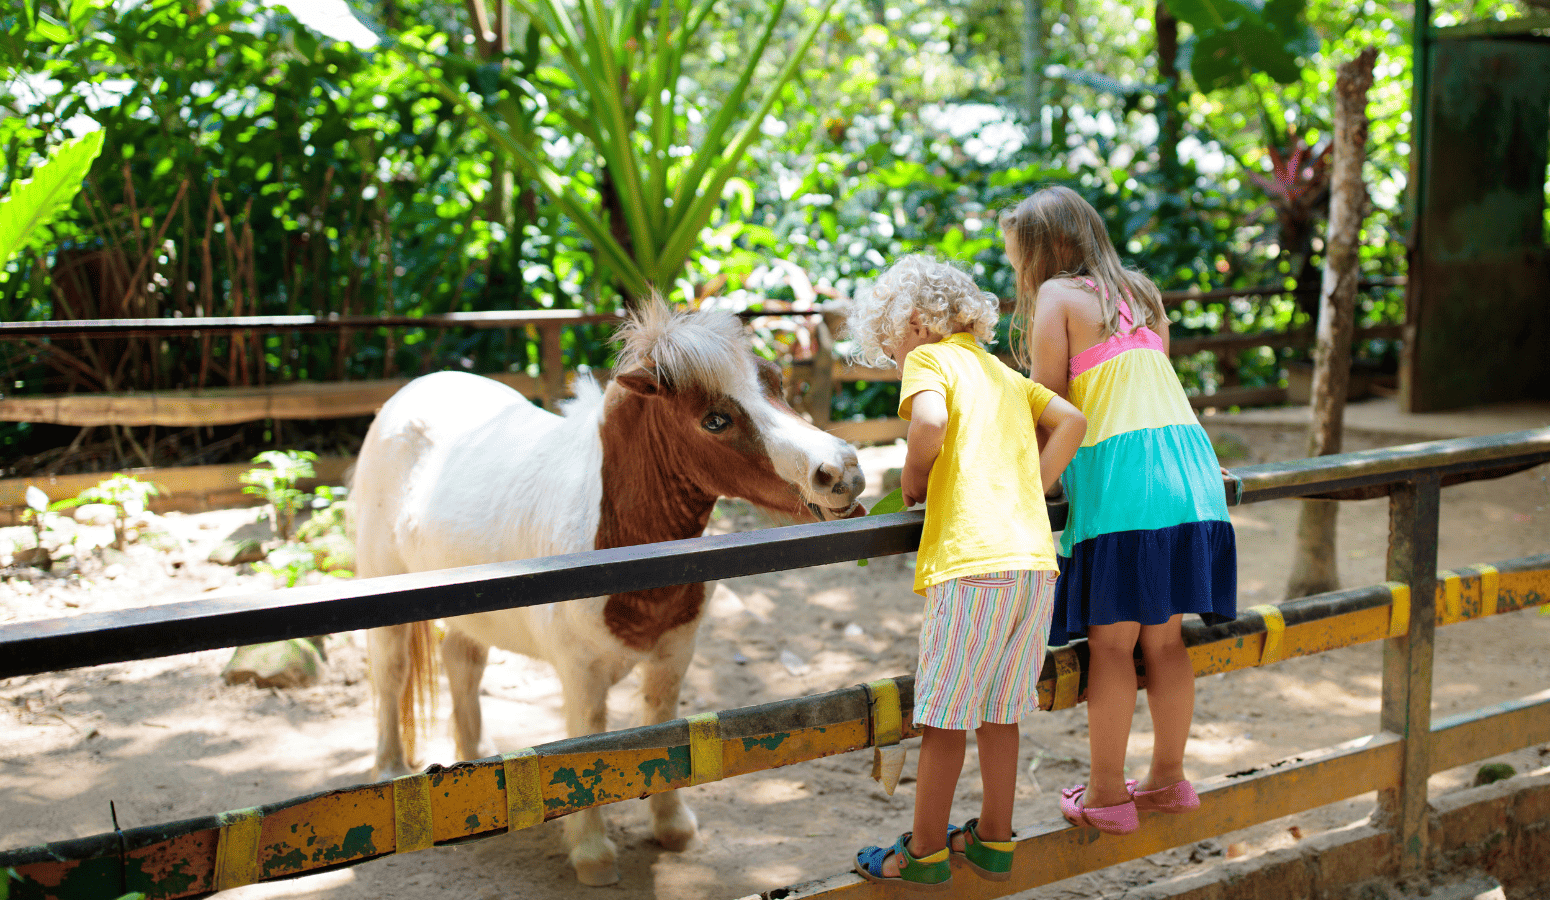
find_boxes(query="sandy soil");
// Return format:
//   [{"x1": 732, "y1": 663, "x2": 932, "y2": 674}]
[{"x1": 2, "y1": 416, "x2": 1549, "y2": 900}]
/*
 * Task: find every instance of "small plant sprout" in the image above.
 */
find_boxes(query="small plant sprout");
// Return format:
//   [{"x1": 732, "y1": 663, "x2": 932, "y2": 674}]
[
  {"x1": 255, "y1": 544, "x2": 317, "y2": 589},
  {"x1": 240, "y1": 450, "x2": 318, "y2": 541},
  {"x1": 77, "y1": 475, "x2": 160, "y2": 551}
]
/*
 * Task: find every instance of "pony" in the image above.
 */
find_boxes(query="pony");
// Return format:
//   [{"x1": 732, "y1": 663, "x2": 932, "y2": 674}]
[{"x1": 350, "y1": 300, "x2": 866, "y2": 885}]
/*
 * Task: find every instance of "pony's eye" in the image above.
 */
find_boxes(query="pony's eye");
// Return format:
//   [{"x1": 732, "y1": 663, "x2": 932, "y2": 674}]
[{"x1": 702, "y1": 412, "x2": 731, "y2": 433}]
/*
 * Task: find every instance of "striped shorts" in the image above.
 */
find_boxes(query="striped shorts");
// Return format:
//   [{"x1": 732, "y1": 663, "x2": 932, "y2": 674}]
[{"x1": 914, "y1": 569, "x2": 1058, "y2": 730}]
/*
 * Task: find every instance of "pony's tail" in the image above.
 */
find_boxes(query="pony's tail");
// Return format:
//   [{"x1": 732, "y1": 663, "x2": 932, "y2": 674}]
[{"x1": 400, "y1": 620, "x2": 440, "y2": 765}]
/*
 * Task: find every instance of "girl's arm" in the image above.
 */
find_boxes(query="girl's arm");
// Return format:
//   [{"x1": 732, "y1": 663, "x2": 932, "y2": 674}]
[
  {"x1": 1030, "y1": 284, "x2": 1071, "y2": 399},
  {"x1": 1155, "y1": 304, "x2": 1171, "y2": 356},
  {"x1": 901, "y1": 389, "x2": 947, "y2": 508},
  {"x1": 1036, "y1": 395, "x2": 1085, "y2": 496}
]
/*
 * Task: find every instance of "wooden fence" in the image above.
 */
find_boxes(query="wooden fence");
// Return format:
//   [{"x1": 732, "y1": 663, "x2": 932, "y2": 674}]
[
  {"x1": 0, "y1": 281, "x2": 1403, "y2": 439},
  {"x1": 0, "y1": 427, "x2": 1547, "y2": 900}
]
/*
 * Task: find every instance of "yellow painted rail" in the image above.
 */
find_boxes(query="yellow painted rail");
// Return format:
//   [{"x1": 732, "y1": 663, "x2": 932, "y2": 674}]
[{"x1": 3, "y1": 557, "x2": 1546, "y2": 900}]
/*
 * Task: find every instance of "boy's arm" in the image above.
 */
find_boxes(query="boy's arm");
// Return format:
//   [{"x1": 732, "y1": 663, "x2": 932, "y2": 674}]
[
  {"x1": 1035, "y1": 395, "x2": 1085, "y2": 496},
  {"x1": 901, "y1": 389, "x2": 947, "y2": 508}
]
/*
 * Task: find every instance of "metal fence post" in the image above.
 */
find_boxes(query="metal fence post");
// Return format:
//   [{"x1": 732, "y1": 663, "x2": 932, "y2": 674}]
[
  {"x1": 539, "y1": 322, "x2": 565, "y2": 411},
  {"x1": 1378, "y1": 473, "x2": 1440, "y2": 873}
]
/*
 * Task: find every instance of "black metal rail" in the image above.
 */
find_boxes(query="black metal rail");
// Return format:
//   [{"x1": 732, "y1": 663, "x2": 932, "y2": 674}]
[{"x1": 1, "y1": 429, "x2": 1546, "y2": 681}]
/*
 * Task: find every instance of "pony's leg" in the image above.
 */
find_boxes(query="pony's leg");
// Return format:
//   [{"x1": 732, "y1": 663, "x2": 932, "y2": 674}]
[
  {"x1": 367, "y1": 623, "x2": 414, "y2": 779},
  {"x1": 557, "y1": 657, "x2": 625, "y2": 886},
  {"x1": 637, "y1": 618, "x2": 701, "y2": 852},
  {"x1": 443, "y1": 629, "x2": 492, "y2": 762}
]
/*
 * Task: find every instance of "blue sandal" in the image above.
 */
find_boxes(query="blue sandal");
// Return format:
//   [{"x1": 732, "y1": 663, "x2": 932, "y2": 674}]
[
  {"x1": 947, "y1": 818, "x2": 1015, "y2": 881},
  {"x1": 854, "y1": 832, "x2": 952, "y2": 892}
]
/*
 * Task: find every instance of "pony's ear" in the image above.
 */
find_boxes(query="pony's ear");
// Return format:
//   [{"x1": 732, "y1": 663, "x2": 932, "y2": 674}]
[{"x1": 613, "y1": 367, "x2": 663, "y2": 397}]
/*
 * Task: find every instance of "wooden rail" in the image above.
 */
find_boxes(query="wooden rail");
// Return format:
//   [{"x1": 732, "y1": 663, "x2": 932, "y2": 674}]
[
  {"x1": 3, "y1": 427, "x2": 1541, "y2": 900},
  {"x1": 1, "y1": 559, "x2": 1545, "y2": 900},
  {"x1": 1, "y1": 282, "x2": 1403, "y2": 428}
]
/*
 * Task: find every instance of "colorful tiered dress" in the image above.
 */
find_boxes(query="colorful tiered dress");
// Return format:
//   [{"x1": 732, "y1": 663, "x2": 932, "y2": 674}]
[{"x1": 1048, "y1": 292, "x2": 1237, "y2": 647}]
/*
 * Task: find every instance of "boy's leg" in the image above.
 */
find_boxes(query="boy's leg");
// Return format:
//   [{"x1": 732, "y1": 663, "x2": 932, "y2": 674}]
[
  {"x1": 872, "y1": 725, "x2": 966, "y2": 878},
  {"x1": 973, "y1": 721, "x2": 1020, "y2": 841},
  {"x1": 911, "y1": 725, "x2": 967, "y2": 854},
  {"x1": 1084, "y1": 620, "x2": 1142, "y2": 808},
  {"x1": 1137, "y1": 614, "x2": 1193, "y2": 790}
]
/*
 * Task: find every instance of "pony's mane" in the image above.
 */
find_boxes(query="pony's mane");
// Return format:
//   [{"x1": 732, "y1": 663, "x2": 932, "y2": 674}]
[{"x1": 613, "y1": 300, "x2": 752, "y2": 396}]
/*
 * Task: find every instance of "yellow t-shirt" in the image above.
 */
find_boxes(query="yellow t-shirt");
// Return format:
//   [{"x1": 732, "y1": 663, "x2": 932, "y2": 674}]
[{"x1": 898, "y1": 332, "x2": 1059, "y2": 596}]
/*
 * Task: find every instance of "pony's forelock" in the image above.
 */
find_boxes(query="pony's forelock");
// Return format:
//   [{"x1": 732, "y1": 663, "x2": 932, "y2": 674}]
[{"x1": 613, "y1": 298, "x2": 752, "y2": 396}]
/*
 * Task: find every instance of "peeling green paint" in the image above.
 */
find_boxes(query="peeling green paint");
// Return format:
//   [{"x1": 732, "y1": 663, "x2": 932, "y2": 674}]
[
  {"x1": 264, "y1": 846, "x2": 307, "y2": 877},
  {"x1": 638, "y1": 757, "x2": 674, "y2": 787},
  {"x1": 742, "y1": 734, "x2": 789, "y2": 752},
  {"x1": 465, "y1": 815, "x2": 481, "y2": 831},
  {"x1": 320, "y1": 825, "x2": 377, "y2": 863}
]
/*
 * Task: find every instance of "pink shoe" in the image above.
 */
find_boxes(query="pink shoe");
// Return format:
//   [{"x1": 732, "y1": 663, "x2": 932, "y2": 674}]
[
  {"x1": 1060, "y1": 784, "x2": 1138, "y2": 835},
  {"x1": 1130, "y1": 780, "x2": 1200, "y2": 814}
]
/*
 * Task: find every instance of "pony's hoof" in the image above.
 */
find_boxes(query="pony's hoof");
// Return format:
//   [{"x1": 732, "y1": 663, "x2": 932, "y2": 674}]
[
  {"x1": 653, "y1": 804, "x2": 698, "y2": 852},
  {"x1": 570, "y1": 851, "x2": 620, "y2": 887}
]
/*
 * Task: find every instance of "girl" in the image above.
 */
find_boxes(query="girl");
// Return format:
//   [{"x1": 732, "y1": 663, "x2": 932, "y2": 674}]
[
  {"x1": 846, "y1": 254, "x2": 1086, "y2": 890},
  {"x1": 1000, "y1": 186, "x2": 1236, "y2": 835}
]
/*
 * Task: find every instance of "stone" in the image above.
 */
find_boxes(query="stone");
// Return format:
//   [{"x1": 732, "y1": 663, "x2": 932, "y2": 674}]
[
  {"x1": 73, "y1": 503, "x2": 118, "y2": 526},
  {"x1": 13, "y1": 546, "x2": 51, "y2": 570},
  {"x1": 222, "y1": 639, "x2": 325, "y2": 689},
  {"x1": 209, "y1": 538, "x2": 267, "y2": 566},
  {"x1": 1474, "y1": 762, "x2": 1515, "y2": 786}
]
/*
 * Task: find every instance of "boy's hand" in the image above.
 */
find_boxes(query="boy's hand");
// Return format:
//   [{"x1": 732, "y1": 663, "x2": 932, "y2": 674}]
[{"x1": 902, "y1": 473, "x2": 928, "y2": 508}]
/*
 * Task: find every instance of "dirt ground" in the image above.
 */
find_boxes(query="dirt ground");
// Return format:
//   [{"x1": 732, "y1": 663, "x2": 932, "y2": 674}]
[{"x1": 2, "y1": 409, "x2": 1549, "y2": 900}]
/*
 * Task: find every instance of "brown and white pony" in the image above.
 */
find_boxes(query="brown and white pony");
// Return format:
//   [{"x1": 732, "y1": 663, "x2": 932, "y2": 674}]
[{"x1": 351, "y1": 300, "x2": 865, "y2": 885}]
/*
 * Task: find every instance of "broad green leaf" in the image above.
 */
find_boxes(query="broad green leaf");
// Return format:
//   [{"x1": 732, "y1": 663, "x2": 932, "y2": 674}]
[
  {"x1": 868, "y1": 489, "x2": 906, "y2": 516},
  {"x1": 0, "y1": 129, "x2": 105, "y2": 267}
]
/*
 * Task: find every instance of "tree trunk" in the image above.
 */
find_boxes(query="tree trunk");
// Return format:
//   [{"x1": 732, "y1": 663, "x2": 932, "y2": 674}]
[
  {"x1": 1286, "y1": 47, "x2": 1378, "y2": 599},
  {"x1": 1155, "y1": 0, "x2": 1180, "y2": 178},
  {"x1": 1022, "y1": 0, "x2": 1045, "y2": 143}
]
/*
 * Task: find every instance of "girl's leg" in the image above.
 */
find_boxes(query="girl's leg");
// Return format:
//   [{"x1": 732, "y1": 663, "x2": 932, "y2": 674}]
[
  {"x1": 1083, "y1": 620, "x2": 1142, "y2": 808},
  {"x1": 973, "y1": 721, "x2": 1020, "y2": 841},
  {"x1": 1137, "y1": 614, "x2": 1194, "y2": 790}
]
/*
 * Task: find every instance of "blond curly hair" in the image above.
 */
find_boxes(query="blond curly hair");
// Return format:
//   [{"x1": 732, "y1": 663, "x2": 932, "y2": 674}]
[{"x1": 845, "y1": 254, "x2": 1000, "y2": 368}]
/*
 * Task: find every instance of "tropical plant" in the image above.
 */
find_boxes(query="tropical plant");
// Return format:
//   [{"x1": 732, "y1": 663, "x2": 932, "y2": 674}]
[
  {"x1": 76, "y1": 473, "x2": 160, "y2": 551},
  {"x1": 239, "y1": 450, "x2": 317, "y2": 541},
  {"x1": 0, "y1": 129, "x2": 103, "y2": 266},
  {"x1": 365, "y1": 0, "x2": 842, "y2": 306}
]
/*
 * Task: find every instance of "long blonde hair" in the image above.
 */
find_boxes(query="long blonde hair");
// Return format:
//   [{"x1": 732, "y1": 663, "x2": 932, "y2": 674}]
[{"x1": 999, "y1": 185, "x2": 1166, "y2": 369}]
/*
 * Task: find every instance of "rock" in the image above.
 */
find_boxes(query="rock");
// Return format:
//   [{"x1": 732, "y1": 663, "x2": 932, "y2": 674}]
[
  {"x1": 103, "y1": 563, "x2": 127, "y2": 580},
  {"x1": 222, "y1": 639, "x2": 325, "y2": 689},
  {"x1": 209, "y1": 538, "x2": 267, "y2": 566},
  {"x1": 14, "y1": 546, "x2": 51, "y2": 570},
  {"x1": 74, "y1": 504, "x2": 118, "y2": 526},
  {"x1": 779, "y1": 649, "x2": 809, "y2": 676},
  {"x1": 100, "y1": 547, "x2": 132, "y2": 567},
  {"x1": 882, "y1": 467, "x2": 903, "y2": 493},
  {"x1": 1474, "y1": 762, "x2": 1515, "y2": 785}
]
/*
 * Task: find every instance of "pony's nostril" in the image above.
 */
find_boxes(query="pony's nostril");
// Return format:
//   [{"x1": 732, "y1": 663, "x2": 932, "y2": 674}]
[{"x1": 813, "y1": 463, "x2": 839, "y2": 490}]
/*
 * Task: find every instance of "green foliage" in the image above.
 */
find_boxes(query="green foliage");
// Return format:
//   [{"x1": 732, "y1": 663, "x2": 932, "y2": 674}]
[
  {"x1": 254, "y1": 543, "x2": 317, "y2": 588},
  {"x1": 77, "y1": 473, "x2": 160, "y2": 551},
  {"x1": 20, "y1": 483, "x2": 81, "y2": 550},
  {"x1": 376, "y1": 0, "x2": 842, "y2": 303},
  {"x1": 1172, "y1": 0, "x2": 1317, "y2": 93},
  {"x1": 0, "y1": 129, "x2": 103, "y2": 265},
  {"x1": 240, "y1": 450, "x2": 317, "y2": 541}
]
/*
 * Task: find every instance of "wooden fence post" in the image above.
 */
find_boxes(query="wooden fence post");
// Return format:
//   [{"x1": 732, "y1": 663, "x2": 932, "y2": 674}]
[
  {"x1": 808, "y1": 312, "x2": 836, "y2": 429},
  {"x1": 540, "y1": 323, "x2": 565, "y2": 411},
  {"x1": 1377, "y1": 473, "x2": 1439, "y2": 873}
]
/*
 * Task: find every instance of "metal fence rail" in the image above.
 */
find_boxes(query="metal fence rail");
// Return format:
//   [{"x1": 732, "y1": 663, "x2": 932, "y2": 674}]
[
  {"x1": 1, "y1": 428, "x2": 1548, "y2": 900},
  {"x1": 4, "y1": 429, "x2": 1548, "y2": 680}
]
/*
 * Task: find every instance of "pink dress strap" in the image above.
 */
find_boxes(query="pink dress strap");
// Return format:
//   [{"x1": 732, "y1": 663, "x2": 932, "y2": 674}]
[{"x1": 1067, "y1": 278, "x2": 1164, "y2": 380}]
